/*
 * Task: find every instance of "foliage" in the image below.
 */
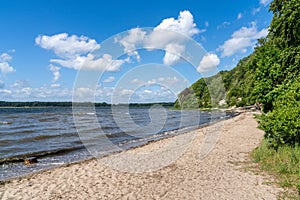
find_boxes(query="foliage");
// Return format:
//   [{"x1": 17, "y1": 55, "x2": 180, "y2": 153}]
[
  {"x1": 269, "y1": 0, "x2": 300, "y2": 48},
  {"x1": 258, "y1": 80, "x2": 300, "y2": 148},
  {"x1": 175, "y1": 55, "x2": 257, "y2": 109},
  {"x1": 174, "y1": 88, "x2": 199, "y2": 109},
  {"x1": 254, "y1": 0, "x2": 300, "y2": 147}
]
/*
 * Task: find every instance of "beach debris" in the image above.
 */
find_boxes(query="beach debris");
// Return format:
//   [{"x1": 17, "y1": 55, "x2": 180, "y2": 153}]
[{"x1": 24, "y1": 157, "x2": 38, "y2": 165}]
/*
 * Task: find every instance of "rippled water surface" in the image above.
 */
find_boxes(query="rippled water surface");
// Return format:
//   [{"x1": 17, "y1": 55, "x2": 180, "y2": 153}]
[{"x1": 0, "y1": 106, "x2": 237, "y2": 180}]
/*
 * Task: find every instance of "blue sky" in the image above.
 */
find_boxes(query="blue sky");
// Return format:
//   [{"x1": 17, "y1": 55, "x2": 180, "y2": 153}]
[{"x1": 0, "y1": 0, "x2": 273, "y2": 103}]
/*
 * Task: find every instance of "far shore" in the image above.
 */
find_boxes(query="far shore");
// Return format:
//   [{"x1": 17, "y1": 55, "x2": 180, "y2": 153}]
[{"x1": 0, "y1": 111, "x2": 283, "y2": 199}]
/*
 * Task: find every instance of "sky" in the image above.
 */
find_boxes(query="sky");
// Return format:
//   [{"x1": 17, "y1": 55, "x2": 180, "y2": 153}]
[{"x1": 0, "y1": 0, "x2": 273, "y2": 103}]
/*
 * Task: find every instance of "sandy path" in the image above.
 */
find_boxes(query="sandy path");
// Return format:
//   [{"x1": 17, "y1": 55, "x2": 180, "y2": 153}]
[{"x1": 0, "y1": 112, "x2": 283, "y2": 199}]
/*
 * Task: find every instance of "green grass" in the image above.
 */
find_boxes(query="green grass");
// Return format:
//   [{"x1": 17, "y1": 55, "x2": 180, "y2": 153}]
[{"x1": 251, "y1": 140, "x2": 300, "y2": 198}]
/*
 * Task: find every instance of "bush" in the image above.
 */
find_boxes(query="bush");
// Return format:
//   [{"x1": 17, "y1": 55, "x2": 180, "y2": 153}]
[{"x1": 258, "y1": 81, "x2": 300, "y2": 148}]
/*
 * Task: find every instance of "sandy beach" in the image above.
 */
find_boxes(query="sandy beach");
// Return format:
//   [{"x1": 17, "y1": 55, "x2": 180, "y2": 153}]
[{"x1": 0, "y1": 112, "x2": 283, "y2": 199}]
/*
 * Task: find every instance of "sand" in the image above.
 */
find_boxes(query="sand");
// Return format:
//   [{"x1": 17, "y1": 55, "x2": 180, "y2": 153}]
[{"x1": 0, "y1": 112, "x2": 283, "y2": 199}]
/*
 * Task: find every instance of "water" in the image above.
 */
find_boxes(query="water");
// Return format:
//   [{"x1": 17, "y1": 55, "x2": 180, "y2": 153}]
[{"x1": 0, "y1": 106, "x2": 237, "y2": 181}]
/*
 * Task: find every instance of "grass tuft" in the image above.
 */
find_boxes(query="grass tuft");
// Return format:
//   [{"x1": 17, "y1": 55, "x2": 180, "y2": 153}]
[{"x1": 251, "y1": 139, "x2": 300, "y2": 198}]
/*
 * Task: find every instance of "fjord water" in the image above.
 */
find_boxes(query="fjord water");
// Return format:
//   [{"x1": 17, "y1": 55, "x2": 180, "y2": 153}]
[{"x1": 0, "y1": 106, "x2": 236, "y2": 180}]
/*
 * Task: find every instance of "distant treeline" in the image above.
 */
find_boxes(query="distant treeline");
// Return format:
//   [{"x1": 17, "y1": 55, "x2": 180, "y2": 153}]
[{"x1": 0, "y1": 101, "x2": 174, "y2": 108}]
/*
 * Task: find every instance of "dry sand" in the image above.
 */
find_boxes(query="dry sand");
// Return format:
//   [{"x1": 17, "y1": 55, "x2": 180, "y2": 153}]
[{"x1": 0, "y1": 112, "x2": 283, "y2": 199}]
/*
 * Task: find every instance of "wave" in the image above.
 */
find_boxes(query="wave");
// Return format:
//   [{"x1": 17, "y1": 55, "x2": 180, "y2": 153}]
[
  {"x1": 38, "y1": 117, "x2": 60, "y2": 122},
  {"x1": 0, "y1": 110, "x2": 240, "y2": 168},
  {"x1": 0, "y1": 146, "x2": 85, "y2": 164},
  {"x1": 15, "y1": 132, "x2": 78, "y2": 143},
  {"x1": 9, "y1": 124, "x2": 35, "y2": 130}
]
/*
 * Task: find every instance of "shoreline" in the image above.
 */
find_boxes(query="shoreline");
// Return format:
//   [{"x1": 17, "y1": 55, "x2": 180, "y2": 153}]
[
  {"x1": 0, "y1": 111, "x2": 238, "y2": 181},
  {"x1": 1, "y1": 111, "x2": 283, "y2": 199}
]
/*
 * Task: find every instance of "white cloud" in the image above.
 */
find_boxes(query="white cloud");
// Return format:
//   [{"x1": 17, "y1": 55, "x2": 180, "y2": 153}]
[
  {"x1": 130, "y1": 78, "x2": 144, "y2": 85},
  {"x1": 127, "y1": 76, "x2": 186, "y2": 97},
  {"x1": 117, "y1": 10, "x2": 203, "y2": 66},
  {"x1": 37, "y1": 33, "x2": 127, "y2": 72},
  {"x1": 0, "y1": 53, "x2": 12, "y2": 61},
  {"x1": 130, "y1": 86, "x2": 176, "y2": 103},
  {"x1": 120, "y1": 89, "x2": 134, "y2": 96},
  {"x1": 197, "y1": 53, "x2": 220, "y2": 73},
  {"x1": 115, "y1": 28, "x2": 146, "y2": 62},
  {"x1": 237, "y1": 13, "x2": 243, "y2": 20},
  {"x1": 0, "y1": 62, "x2": 15, "y2": 74},
  {"x1": 205, "y1": 21, "x2": 209, "y2": 27},
  {"x1": 260, "y1": 0, "x2": 271, "y2": 6},
  {"x1": 130, "y1": 76, "x2": 182, "y2": 87},
  {"x1": 51, "y1": 53, "x2": 125, "y2": 71},
  {"x1": 163, "y1": 43, "x2": 185, "y2": 66},
  {"x1": 35, "y1": 33, "x2": 100, "y2": 58},
  {"x1": 219, "y1": 22, "x2": 268, "y2": 57},
  {"x1": 51, "y1": 83, "x2": 61, "y2": 88},
  {"x1": 153, "y1": 10, "x2": 202, "y2": 65},
  {"x1": 103, "y1": 76, "x2": 115, "y2": 83},
  {"x1": 0, "y1": 52, "x2": 16, "y2": 74},
  {"x1": 49, "y1": 64, "x2": 60, "y2": 82},
  {"x1": 0, "y1": 84, "x2": 116, "y2": 102},
  {"x1": 0, "y1": 89, "x2": 12, "y2": 94},
  {"x1": 11, "y1": 80, "x2": 29, "y2": 88},
  {"x1": 154, "y1": 10, "x2": 201, "y2": 37}
]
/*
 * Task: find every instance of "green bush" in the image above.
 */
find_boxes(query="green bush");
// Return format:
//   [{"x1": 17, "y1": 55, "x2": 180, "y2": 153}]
[{"x1": 258, "y1": 81, "x2": 300, "y2": 148}]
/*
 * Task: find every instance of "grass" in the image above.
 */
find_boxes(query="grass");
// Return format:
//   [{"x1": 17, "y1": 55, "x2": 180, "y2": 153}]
[{"x1": 251, "y1": 139, "x2": 300, "y2": 198}]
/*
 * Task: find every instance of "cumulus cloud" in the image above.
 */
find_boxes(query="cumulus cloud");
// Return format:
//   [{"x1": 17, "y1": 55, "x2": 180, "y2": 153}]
[
  {"x1": 0, "y1": 52, "x2": 16, "y2": 74},
  {"x1": 115, "y1": 28, "x2": 146, "y2": 62},
  {"x1": 163, "y1": 43, "x2": 185, "y2": 66},
  {"x1": 219, "y1": 22, "x2": 268, "y2": 57},
  {"x1": 117, "y1": 10, "x2": 203, "y2": 66},
  {"x1": 197, "y1": 53, "x2": 220, "y2": 73},
  {"x1": 36, "y1": 33, "x2": 126, "y2": 72},
  {"x1": 35, "y1": 33, "x2": 100, "y2": 58},
  {"x1": 51, "y1": 53, "x2": 125, "y2": 71},
  {"x1": 103, "y1": 76, "x2": 115, "y2": 83},
  {"x1": 152, "y1": 10, "x2": 202, "y2": 66},
  {"x1": 154, "y1": 10, "x2": 201, "y2": 37},
  {"x1": 49, "y1": 64, "x2": 60, "y2": 83}
]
